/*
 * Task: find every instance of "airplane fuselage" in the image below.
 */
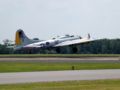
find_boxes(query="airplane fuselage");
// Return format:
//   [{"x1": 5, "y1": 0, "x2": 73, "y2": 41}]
[{"x1": 23, "y1": 35, "x2": 81, "y2": 49}]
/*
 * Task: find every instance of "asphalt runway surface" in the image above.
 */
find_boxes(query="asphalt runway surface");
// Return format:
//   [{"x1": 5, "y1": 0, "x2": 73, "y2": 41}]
[
  {"x1": 0, "y1": 57, "x2": 120, "y2": 63},
  {"x1": 0, "y1": 69, "x2": 120, "y2": 84},
  {"x1": 0, "y1": 57, "x2": 120, "y2": 84}
]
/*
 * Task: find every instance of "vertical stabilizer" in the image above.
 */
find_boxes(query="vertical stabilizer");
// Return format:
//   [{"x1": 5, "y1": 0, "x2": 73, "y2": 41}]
[{"x1": 15, "y1": 29, "x2": 34, "y2": 48}]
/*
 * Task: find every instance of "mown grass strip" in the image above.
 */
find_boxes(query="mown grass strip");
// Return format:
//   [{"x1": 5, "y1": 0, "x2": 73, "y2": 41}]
[
  {"x1": 0, "y1": 79, "x2": 120, "y2": 90},
  {"x1": 0, "y1": 62, "x2": 120, "y2": 72},
  {"x1": 0, "y1": 54, "x2": 120, "y2": 58}
]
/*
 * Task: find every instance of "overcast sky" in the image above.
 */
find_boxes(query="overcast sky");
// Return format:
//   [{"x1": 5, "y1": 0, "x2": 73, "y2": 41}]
[{"x1": 0, "y1": 0, "x2": 120, "y2": 43}]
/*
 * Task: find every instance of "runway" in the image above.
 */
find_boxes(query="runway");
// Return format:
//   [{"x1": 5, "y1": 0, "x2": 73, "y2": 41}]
[
  {"x1": 0, "y1": 69, "x2": 120, "y2": 84},
  {"x1": 0, "y1": 57, "x2": 120, "y2": 63}
]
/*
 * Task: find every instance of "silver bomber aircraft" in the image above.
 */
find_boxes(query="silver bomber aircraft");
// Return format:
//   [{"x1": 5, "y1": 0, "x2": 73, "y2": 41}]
[{"x1": 15, "y1": 29, "x2": 93, "y2": 53}]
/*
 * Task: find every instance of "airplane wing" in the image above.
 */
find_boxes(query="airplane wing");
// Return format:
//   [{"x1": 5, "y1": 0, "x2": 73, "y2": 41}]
[{"x1": 54, "y1": 38, "x2": 93, "y2": 47}]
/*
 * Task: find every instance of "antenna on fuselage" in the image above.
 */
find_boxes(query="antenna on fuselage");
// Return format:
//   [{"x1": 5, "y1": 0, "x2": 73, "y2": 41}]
[{"x1": 88, "y1": 33, "x2": 90, "y2": 39}]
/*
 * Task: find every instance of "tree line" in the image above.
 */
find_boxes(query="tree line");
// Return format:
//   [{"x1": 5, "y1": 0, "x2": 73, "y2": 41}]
[
  {"x1": 0, "y1": 44, "x2": 14, "y2": 54},
  {"x1": 79, "y1": 39, "x2": 120, "y2": 54},
  {"x1": 0, "y1": 39, "x2": 120, "y2": 54}
]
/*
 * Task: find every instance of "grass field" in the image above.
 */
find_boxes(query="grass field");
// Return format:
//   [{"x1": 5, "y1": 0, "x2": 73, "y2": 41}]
[
  {"x1": 0, "y1": 79, "x2": 120, "y2": 90},
  {"x1": 0, "y1": 62, "x2": 120, "y2": 72},
  {"x1": 0, "y1": 54, "x2": 120, "y2": 58}
]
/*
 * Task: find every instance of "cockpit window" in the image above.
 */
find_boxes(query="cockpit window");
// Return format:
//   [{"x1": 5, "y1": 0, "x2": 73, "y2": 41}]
[{"x1": 60, "y1": 35, "x2": 74, "y2": 39}]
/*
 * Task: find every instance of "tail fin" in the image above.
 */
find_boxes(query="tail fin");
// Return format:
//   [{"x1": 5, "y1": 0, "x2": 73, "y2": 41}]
[{"x1": 15, "y1": 29, "x2": 34, "y2": 46}]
